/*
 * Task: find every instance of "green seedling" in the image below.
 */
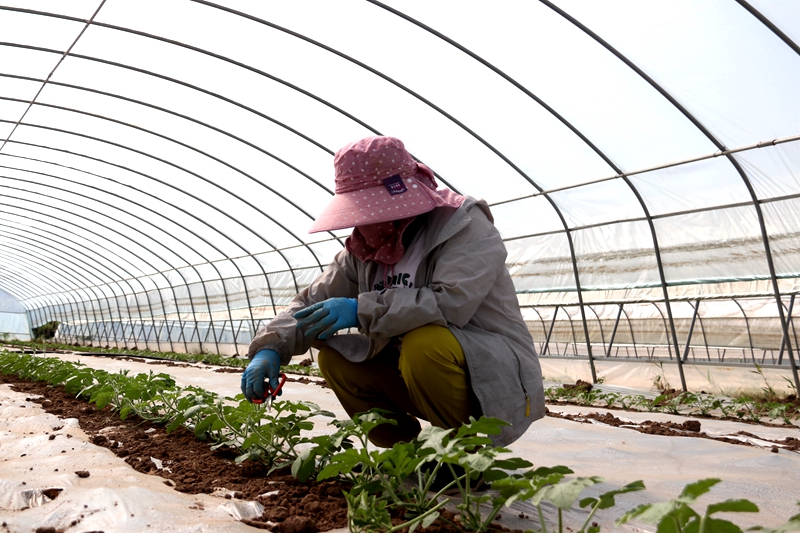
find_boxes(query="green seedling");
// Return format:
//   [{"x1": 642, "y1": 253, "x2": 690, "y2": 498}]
[
  {"x1": 601, "y1": 392, "x2": 622, "y2": 408},
  {"x1": 748, "y1": 502, "x2": 800, "y2": 532},
  {"x1": 578, "y1": 480, "x2": 646, "y2": 533},
  {"x1": 617, "y1": 478, "x2": 759, "y2": 533},
  {"x1": 752, "y1": 363, "x2": 780, "y2": 402},
  {"x1": 4, "y1": 351, "x2": 800, "y2": 533}
]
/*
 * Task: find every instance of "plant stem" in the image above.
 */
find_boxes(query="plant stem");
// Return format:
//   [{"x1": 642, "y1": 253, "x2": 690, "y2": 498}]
[
  {"x1": 537, "y1": 504, "x2": 549, "y2": 533},
  {"x1": 578, "y1": 501, "x2": 600, "y2": 532},
  {"x1": 387, "y1": 499, "x2": 448, "y2": 533}
]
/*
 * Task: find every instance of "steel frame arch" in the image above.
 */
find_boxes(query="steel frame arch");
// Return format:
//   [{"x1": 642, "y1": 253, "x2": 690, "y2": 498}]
[
  {"x1": 194, "y1": 0, "x2": 605, "y2": 380},
  {"x1": 0, "y1": 184, "x2": 227, "y2": 353},
  {"x1": 692, "y1": 301, "x2": 713, "y2": 362},
  {"x1": 0, "y1": 109, "x2": 312, "y2": 297},
  {"x1": 648, "y1": 302, "x2": 673, "y2": 361},
  {"x1": 0, "y1": 208, "x2": 189, "y2": 353},
  {"x1": 543, "y1": 0, "x2": 800, "y2": 391},
  {"x1": 0, "y1": 92, "x2": 333, "y2": 277},
  {"x1": 0, "y1": 146, "x2": 272, "y2": 352},
  {"x1": 0, "y1": 2, "x2": 796, "y2": 386},
  {"x1": 0, "y1": 146, "x2": 276, "y2": 356},
  {"x1": 0, "y1": 224, "x2": 152, "y2": 350},
  {"x1": 0, "y1": 167, "x2": 237, "y2": 352},
  {"x1": 0, "y1": 215, "x2": 173, "y2": 352},
  {"x1": 0, "y1": 248, "x2": 110, "y2": 346},
  {"x1": 619, "y1": 306, "x2": 639, "y2": 360},
  {"x1": 0, "y1": 223, "x2": 131, "y2": 341},
  {"x1": 0, "y1": 196, "x2": 211, "y2": 354},
  {"x1": 8, "y1": 8, "x2": 589, "y2": 372},
  {"x1": 731, "y1": 298, "x2": 756, "y2": 363},
  {"x1": 523, "y1": 305, "x2": 548, "y2": 355},
  {"x1": 0, "y1": 140, "x2": 263, "y2": 355},
  {"x1": 585, "y1": 305, "x2": 607, "y2": 355}
]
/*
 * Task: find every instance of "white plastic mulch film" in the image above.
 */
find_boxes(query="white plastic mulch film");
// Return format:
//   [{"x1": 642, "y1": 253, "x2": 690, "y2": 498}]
[{"x1": 0, "y1": 2, "x2": 799, "y2": 376}]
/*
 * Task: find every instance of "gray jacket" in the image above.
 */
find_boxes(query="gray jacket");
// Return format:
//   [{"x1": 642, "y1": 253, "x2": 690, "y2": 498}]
[{"x1": 249, "y1": 196, "x2": 545, "y2": 445}]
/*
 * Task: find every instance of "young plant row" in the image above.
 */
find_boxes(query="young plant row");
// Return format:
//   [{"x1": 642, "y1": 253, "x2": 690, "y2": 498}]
[
  {"x1": 1, "y1": 351, "x2": 798, "y2": 533},
  {"x1": 545, "y1": 386, "x2": 799, "y2": 426},
  {"x1": 0, "y1": 338, "x2": 322, "y2": 377},
  {"x1": 0, "y1": 350, "x2": 330, "y2": 473}
]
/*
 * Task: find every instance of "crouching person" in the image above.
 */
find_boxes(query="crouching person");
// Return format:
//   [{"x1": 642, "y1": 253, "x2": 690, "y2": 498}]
[{"x1": 241, "y1": 136, "x2": 544, "y2": 449}]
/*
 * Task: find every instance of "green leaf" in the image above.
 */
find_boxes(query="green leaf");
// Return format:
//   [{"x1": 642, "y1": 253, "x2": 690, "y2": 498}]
[
  {"x1": 680, "y1": 478, "x2": 722, "y2": 502},
  {"x1": 459, "y1": 452, "x2": 494, "y2": 472},
  {"x1": 707, "y1": 500, "x2": 759, "y2": 515},
  {"x1": 317, "y1": 448, "x2": 366, "y2": 480},
  {"x1": 528, "y1": 465, "x2": 574, "y2": 478},
  {"x1": 580, "y1": 480, "x2": 646, "y2": 510},
  {"x1": 119, "y1": 405, "x2": 133, "y2": 420},
  {"x1": 748, "y1": 520, "x2": 800, "y2": 533},
  {"x1": 619, "y1": 502, "x2": 676, "y2": 525},
  {"x1": 656, "y1": 516, "x2": 681, "y2": 533},
  {"x1": 193, "y1": 414, "x2": 218, "y2": 437},
  {"x1": 454, "y1": 416, "x2": 509, "y2": 438},
  {"x1": 181, "y1": 404, "x2": 207, "y2": 419},
  {"x1": 94, "y1": 392, "x2": 113, "y2": 410},
  {"x1": 166, "y1": 416, "x2": 185, "y2": 433},
  {"x1": 235, "y1": 452, "x2": 253, "y2": 464},
  {"x1": 532, "y1": 477, "x2": 601, "y2": 508},
  {"x1": 493, "y1": 457, "x2": 534, "y2": 470},
  {"x1": 242, "y1": 434, "x2": 259, "y2": 449},
  {"x1": 421, "y1": 511, "x2": 440, "y2": 528},
  {"x1": 703, "y1": 518, "x2": 745, "y2": 533},
  {"x1": 292, "y1": 449, "x2": 317, "y2": 482}
]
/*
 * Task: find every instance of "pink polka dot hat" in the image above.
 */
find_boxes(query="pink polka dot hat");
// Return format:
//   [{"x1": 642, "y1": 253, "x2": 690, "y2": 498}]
[{"x1": 308, "y1": 136, "x2": 464, "y2": 233}]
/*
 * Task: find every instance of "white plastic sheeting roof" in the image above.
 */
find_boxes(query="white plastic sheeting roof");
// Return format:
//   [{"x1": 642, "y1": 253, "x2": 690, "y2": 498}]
[
  {"x1": 0, "y1": 288, "x2": 30, "y2": 339},
  {"x1": 1, "y1": 1, "x2": 799, "y2": 379}
]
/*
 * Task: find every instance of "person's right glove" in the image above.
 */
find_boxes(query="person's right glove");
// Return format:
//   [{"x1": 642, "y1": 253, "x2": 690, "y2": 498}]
[
  {"x1": 241, "y1": 349, "x2": 282, "y2": 402},
  {"x1": 294, "y1": 297, "x2": 358, "y2": 340}
]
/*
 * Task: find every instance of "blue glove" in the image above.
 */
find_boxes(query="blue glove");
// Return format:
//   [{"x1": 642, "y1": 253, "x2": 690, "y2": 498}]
[
  {"x1": 241, "y1": 349, "x2": 282, "y2": 402},
  {"x1": 294, "y1": 297, "x2": 358, "y2": 340}
]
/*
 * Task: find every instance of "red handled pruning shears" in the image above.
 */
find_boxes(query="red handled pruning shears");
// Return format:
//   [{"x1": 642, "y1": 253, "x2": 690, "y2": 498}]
[{"x1": 252, "y1": 372, "x2": 287, "y2": 413}]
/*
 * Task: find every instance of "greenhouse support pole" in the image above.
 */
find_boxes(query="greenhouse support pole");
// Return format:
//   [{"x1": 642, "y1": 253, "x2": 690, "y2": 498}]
[
  {"x1": 606, "y1": 304, "x2": 623, "y2": 357},
  {"x1": 542, "y1": 306, "x2": 559, "y2": 356},
  {"x1": 732, "y1": 299, "x2": 755, "y2": 363},
  {"x1": 778, "y1": 294, "x2": 795, "y2": 365},
  {"x1": 566, "y1": 312, "x2": 578, "y2": 357},
  {"x1": 622, "y1": 308, "x2": 640, "y2": 359},
  {"x1": 587, "y1": 305, "x2": 606, "y2": 355},
  {"x1": 682, "y1": 301, "x2": 700, "y2": 362}
]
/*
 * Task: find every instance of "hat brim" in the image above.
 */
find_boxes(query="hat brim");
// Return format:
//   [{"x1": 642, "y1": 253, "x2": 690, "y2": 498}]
[{"x1": 308, "y1": 176, "x2": 437, "y2": 233}]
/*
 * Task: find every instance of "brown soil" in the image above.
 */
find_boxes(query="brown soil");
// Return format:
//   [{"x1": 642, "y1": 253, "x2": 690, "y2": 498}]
[
  {"x1": 0, "y1": 373, "x2": 508, "y2": 533},
  {"x1": 546, "y1": 408, "x2": 800, "y2": 452},
  {"x1": 6, "y1": 371, "x2": 795, "y2": 532},
  {"x1": 562, "y1": 379, "x2": 593, "y2": 392},
  {"x1": 1, "y1": 373, "x2": 349, "y2": 533}
]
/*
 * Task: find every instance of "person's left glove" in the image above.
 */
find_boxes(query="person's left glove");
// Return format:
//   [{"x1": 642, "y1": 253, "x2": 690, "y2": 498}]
[
  {"x1": 241, "y1": 349, "x2": 282, "y2": 402},
  {"x1": 294, "y1": 297, "x2": 358, "y2": 340}
]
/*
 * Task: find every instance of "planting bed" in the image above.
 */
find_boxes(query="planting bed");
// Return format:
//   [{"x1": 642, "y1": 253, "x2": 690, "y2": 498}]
[
  {"x1": 0, "y1": 373, "x2": 349, "y2": 533},
  {"x1": 2, "y1": 349, "x2": 800, "y2": 532},
  {"x1": 1, "y1": 373, "x2": 568, "y2": 533}
]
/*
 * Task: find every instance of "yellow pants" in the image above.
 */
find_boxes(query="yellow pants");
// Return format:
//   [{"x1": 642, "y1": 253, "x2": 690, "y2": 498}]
[{"x1": 318, "y1": 324, "x2": 481, "y2": 448}]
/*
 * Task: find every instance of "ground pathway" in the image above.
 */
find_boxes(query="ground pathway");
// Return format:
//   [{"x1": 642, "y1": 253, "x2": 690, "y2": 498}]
[{"x1": 2, "y1": 350, "x2": 798, "y2": 531}]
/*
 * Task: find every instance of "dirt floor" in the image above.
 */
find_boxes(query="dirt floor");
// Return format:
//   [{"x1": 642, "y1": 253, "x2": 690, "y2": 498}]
[
  {"x1": 1, "y1": 373, "x2": 536, "y2": 533},
  {"x1": 2, "y1": 371, "x2": 798, "y2": 533},
  {"x1": 545, "y1": 408, "x2": 800, "y2": 452}
]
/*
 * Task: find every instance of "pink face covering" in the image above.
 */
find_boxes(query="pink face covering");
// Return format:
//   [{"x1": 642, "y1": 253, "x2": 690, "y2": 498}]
[{"x1": 345, "y1": 216, "x2": 416, "y2": 265}]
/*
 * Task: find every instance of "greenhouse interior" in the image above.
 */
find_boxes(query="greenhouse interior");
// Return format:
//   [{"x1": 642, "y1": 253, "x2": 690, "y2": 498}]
[{"x1": 1, "y1": 1, "x2": 799, "y2": 532}]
